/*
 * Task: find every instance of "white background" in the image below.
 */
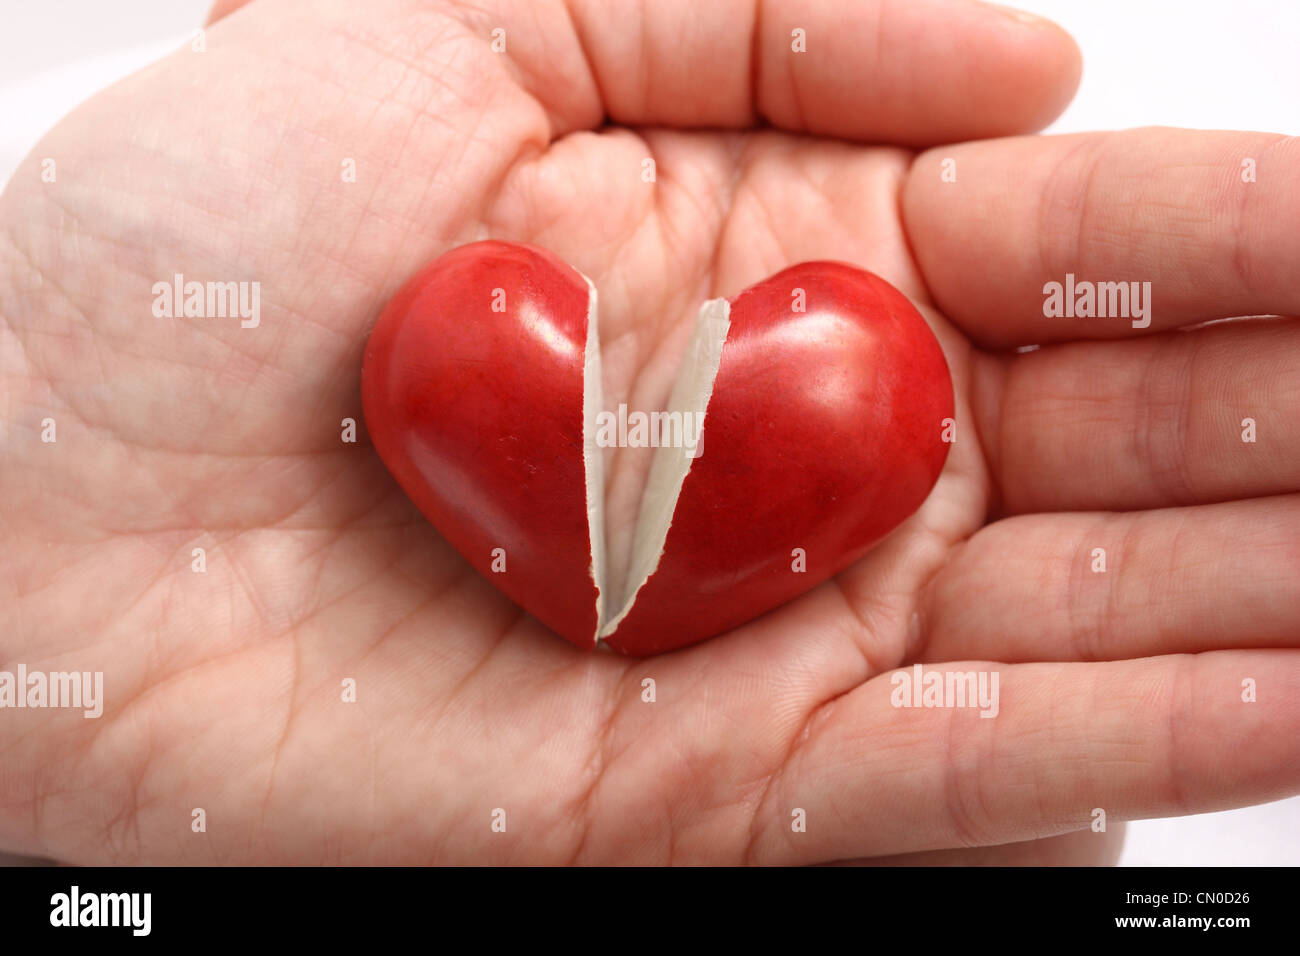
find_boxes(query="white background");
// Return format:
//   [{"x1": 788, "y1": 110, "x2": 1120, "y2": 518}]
[{"x1": 0, "y1": 0, "x2": 1296, "y2": 865}]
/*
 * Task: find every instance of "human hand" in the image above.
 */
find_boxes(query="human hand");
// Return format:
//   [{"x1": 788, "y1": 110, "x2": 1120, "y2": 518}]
[{"x1": 1, "y1": 0, "x2": 1295, "y2": 865}]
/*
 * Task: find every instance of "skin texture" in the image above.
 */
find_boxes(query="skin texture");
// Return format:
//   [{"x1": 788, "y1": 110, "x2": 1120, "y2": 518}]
[{"x1": 0, "y1": 0, "x2": 1298, "y2": 865}]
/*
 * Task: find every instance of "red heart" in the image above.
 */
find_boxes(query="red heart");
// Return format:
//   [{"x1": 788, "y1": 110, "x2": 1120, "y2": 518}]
[{"x1": 362, "y1": 241, "x2": 953, "y2": 655}]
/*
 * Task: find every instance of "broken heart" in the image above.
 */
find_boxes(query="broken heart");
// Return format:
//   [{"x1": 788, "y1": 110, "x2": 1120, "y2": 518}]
[{"x1": 361, "y1": 241, "x2": 953, "y2": 655}]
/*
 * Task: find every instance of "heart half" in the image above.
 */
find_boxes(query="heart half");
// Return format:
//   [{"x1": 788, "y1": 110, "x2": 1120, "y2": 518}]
[{"x1": 362, "y1": 241, "x2": 953, "y2": 655}]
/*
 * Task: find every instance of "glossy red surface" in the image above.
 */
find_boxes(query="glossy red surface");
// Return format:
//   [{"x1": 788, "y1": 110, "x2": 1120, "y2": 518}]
[
  {"x1": 364, "y1": 244, "x2": 953, "y2": 656},
  {"x1": 605, "y1": 262, "x2": 953, "y2": 655},
  {"x1": 361, "y1": 241, "x2": 600, "y2": 648}
]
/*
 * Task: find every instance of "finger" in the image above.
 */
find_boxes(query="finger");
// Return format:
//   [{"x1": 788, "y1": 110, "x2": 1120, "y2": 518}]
[
  {"x1": 532, "y1": 0, "x2": 1081, "y2": 143},
  {"x1": 916, "y1": 496, "x2": 1300, "y2": 665},
  {"x1": 903, "y1": 128, "x2": 1300, "y2": 346},
  {"x1": 838, "y1": 824, "x2": 1126, "y2": 865},
  {"x1": 748, "y1": 651, "x2": 1300, "y2": 864},
  {"x1": 973, "y1": 318, "x2": 1300, "y2": 513}
]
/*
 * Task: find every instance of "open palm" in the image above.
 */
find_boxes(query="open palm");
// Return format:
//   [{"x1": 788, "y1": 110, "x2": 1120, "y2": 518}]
[{"x1": 2, "y1": 0, "x2": 1297, "y2": 865}]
